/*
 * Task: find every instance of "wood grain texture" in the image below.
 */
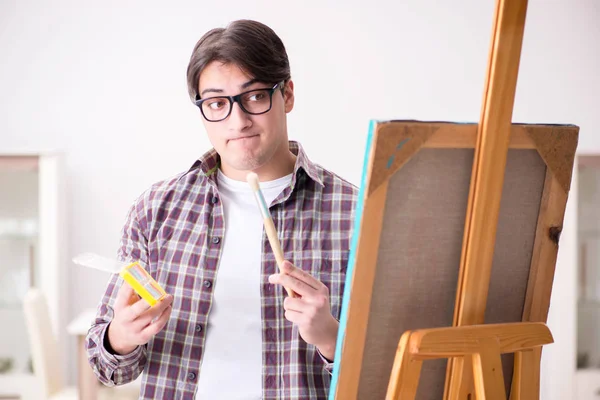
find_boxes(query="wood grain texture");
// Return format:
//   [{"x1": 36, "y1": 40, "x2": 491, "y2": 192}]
[
  {"x1": 453, "y1": 0, "x2": 530, "y2": 328},
  {"x1": 448, "y1": 0, "x2": 530, "y2": 398},
  {"x1": 385, "y1": 323, "x2": 552, "y2": 400},
  {"x1": 472, "y1": 339, "x2": 507, "y2": 400},
  {"x1": 333, "y1": 179, "x2": 389, "y2": 399},
  {"x1": 386, "y1": 332, "x2": 423, "y2": 400},
  {"x1": 522, "y1": 170, "x2": 569, "y2": 323},
  {"x1": 365, "y1": 120, "x2": 565, "y2": 197},
  {"x1": 425, "y1": 124, "x2": 536, "y2": 149},
  {"x1": 509, "y1": 347, "x2": 541, "y2": 400},
  {"x1": 410, "y1": 322, "x2": 552, "y2": 357}
]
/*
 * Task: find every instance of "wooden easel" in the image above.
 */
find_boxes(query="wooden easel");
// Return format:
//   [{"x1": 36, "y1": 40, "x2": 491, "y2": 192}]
[
  {"x1": 327, "y1": 0, "x2": 579, "y2": 398},
  {"x1": 386, "y1": 322, "x2": 551, "y2": 400},
  {"x1": 388, "y1": 0, "x2": 554, "y2": 398}
]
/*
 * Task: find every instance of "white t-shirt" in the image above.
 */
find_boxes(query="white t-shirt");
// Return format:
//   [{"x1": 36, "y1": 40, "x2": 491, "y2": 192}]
[{"x1": 195, "y1": 169, "x2": 292, "y2": 399}]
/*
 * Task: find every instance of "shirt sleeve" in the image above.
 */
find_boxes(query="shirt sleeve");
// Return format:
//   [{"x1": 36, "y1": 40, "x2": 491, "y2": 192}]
[
  {"x1": 318, "y1": 314, "x2": 341, "y2": 375},
  {"x1": 317, "y1": 348, "x2": 334, "y2": 375},
  {"x1": 85, "y1": 199, "x2": 149, "y2": 386}
]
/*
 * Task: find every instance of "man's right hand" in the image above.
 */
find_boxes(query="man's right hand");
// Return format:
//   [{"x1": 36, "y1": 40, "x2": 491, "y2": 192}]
[{"x1": 107, "y1": 281, "x2": 174, "y2": 355}]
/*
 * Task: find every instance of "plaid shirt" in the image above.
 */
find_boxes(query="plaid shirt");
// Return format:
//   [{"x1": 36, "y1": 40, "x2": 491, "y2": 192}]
[{"x1": 86, "y1": 141, "x2": 358, "y2": 399}]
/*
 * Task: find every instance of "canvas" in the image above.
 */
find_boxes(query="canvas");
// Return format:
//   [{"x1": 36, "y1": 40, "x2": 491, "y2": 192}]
[{"x1": 327, "y1": 120, "x2": 578, "y2": 399}]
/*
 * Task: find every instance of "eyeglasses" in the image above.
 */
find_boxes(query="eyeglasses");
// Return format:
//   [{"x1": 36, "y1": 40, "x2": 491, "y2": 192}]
[{"x1": 195, "y1": 81, "x2": 284, "y2": 122}]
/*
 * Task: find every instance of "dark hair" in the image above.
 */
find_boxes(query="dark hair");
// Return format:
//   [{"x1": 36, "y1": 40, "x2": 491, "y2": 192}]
[{"x1": 186, "y1": 20, "x2": 291, "y2": 102}]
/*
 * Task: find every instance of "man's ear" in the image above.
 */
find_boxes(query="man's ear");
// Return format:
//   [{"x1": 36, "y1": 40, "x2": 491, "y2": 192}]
[{"x1": 283, "y1": 80, "x2": 294, "y2": 113}]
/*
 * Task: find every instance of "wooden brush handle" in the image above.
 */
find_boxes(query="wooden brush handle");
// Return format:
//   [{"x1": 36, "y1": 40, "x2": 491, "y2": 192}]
[{"x1": 264, "y1": 217, "x2": 296, "y2": 297}]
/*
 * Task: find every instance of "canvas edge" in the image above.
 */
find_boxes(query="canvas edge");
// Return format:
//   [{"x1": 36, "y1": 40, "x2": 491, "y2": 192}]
[{"x1": 328, "y1": 119, "x2": 377, "y2": 399}]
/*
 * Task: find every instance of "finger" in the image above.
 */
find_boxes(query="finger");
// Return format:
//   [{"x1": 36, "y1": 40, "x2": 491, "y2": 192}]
[
  {"x1": 114, "y1": 281, "x2": 135, "y2": 310},
  {"x1": 280, "y1": 261, "x2": 322, "y2": 290},
  {"x1": 126, "y1": 290, "x2": 141, "y2": 306},
  {"x1": 283, "y1": 296, "x2": 307, "y2": 313},
  {"x1": 269, "y1": 273, "x2": 314, "y2": 297},
  {"x1": 135, "y1": 295, "x2": 174, "y2": 328},
  {"x1": 156, "y1": 300, "x2": 173, "y2": 321},
  {"x1": 126, "y1": 296, "x2": 152, "y2": 321},
  {"x1": 284, "y1": 309, "x2": 303, "y2": 325},
  {"x1": 141, "y1": 304, "x2": 172, "y2": 337}
]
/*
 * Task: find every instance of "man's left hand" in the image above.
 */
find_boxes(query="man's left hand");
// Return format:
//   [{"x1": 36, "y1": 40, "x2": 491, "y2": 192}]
[{"x1": 268, "y1": 260, "x2": 338, "y2": 361}]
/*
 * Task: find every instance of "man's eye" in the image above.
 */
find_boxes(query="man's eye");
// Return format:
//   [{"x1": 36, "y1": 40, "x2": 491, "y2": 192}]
[
  {"x1": 247, "y1": 92, "x2": 266, "y2": 102},
  {"x1": 207, "y1": 100, "x2": 226, "y2": 110}
]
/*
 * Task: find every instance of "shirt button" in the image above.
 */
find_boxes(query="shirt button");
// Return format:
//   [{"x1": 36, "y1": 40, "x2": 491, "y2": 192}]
[
  {"x1": 211, "y1": 196, "x2": 218, "y2": 204},
  {"x1": 204, "y1": 280, "x2": 212, "y2": 288},
  {"x1": 187, "y1": 372, "x2": 196, "y2": 381},
  {"x1": 195, "y1": 324, "x2": 203, "y2": 332},
  {"x1": 212, "y1": 236, "x2": 220, "y2": 244}
]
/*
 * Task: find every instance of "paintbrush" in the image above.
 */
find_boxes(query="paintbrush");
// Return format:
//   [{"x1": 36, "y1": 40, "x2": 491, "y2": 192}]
[{"x1": 246, "y1": 172, "x2": 296, "y2": 297}]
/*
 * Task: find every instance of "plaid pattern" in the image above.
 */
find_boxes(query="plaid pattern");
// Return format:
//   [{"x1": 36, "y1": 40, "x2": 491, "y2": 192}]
[{"x1": 86, "y1": 141, "x2": 358, "y2": 399}]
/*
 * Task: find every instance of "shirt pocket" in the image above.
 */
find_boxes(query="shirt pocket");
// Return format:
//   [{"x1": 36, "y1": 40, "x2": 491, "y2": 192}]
[
  {"x1": 151, "y1": 225, "x2": 208, "y2": 295},
  {"x1": 293, "y1": 251, "x2": 348, "y2": 320}
]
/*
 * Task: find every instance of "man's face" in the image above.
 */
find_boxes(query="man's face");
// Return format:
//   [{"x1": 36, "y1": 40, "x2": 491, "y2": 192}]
[{"x1": 198, "y1": 61, "x2": 294, "y2": 175}]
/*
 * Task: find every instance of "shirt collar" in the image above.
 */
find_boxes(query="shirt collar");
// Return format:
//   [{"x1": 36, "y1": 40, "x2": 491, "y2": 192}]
[{"x1": 180, "y1": 140, "x2": 324, "y2": 187}]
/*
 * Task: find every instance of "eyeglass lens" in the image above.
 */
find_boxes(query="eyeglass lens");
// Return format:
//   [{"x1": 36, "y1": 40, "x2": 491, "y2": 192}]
[{"x1": 201, "y1": 89, "x2": 272, "y2": 121}]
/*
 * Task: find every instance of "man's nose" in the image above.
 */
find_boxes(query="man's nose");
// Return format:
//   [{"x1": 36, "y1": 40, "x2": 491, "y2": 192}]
[{"x1": 228, "y1": 101, "x2": 252, "y2": 130}]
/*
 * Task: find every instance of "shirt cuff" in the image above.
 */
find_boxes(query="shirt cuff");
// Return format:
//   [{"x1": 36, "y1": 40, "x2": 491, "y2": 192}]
[
  {"x1": 99, "y1": 323, "x2": 143, "y2": 379},
  {"x1": 317, "y1": 348, "x2": 334, "y2": 375}
]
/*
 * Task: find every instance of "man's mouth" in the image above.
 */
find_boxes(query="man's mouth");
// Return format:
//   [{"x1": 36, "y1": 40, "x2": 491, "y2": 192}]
[{"x1": 229, "y1": 134, "x2": 259, "y2": 142}]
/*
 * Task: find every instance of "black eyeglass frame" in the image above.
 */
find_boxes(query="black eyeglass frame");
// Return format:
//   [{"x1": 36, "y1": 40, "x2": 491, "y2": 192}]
[{"x1": 194, "y1": 81, "x2": 285, "y2": 122}]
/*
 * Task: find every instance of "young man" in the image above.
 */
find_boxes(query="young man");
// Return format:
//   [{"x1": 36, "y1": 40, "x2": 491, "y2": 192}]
[{"x1": 86, "y1": 19, "x2": 358, "y2": 400}]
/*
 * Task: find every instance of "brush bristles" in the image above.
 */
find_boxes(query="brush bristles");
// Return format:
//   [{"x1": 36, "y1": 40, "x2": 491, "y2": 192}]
[{"x1": 246, "y1": 172, "x2": 260, "y2": 191}]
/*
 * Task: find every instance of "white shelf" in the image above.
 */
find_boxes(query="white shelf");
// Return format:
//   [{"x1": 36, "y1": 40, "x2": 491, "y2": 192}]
[
  {"x1": 0, "y1": 373, "x2": 40, "y2": 399},
  {"x1": 0, "y1": 234, "x2": 37, "y2": 240}
]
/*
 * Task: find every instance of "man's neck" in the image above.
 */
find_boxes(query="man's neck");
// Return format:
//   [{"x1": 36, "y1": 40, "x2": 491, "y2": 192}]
[{"x1": 220, "y1": 149, "x2": 297, "y2": 182}]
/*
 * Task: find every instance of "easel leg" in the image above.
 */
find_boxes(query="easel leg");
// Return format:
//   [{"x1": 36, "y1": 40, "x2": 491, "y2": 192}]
[
  {"x1": 386, "y1": 333, "x2": 423, "y2": 400},
  {"x1": 446, "y1": 358, "x2": 475, "y2": 400},
  {"x1": 509, "y1": 347, "x2": 541, "y2": 400},
  {"x1": 471, "y1": 341, "x2": 507, "y2": 400}
]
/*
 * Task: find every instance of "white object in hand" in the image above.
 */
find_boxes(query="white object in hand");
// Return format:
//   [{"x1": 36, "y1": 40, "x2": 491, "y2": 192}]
[{"x1": 72, "y1": 252, "x2": 128, "y2": 274}]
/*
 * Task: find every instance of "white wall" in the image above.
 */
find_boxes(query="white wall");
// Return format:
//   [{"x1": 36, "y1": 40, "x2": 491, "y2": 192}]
[{"x1": 0, "y1": 0, "x2": 598, "y2": 397}]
